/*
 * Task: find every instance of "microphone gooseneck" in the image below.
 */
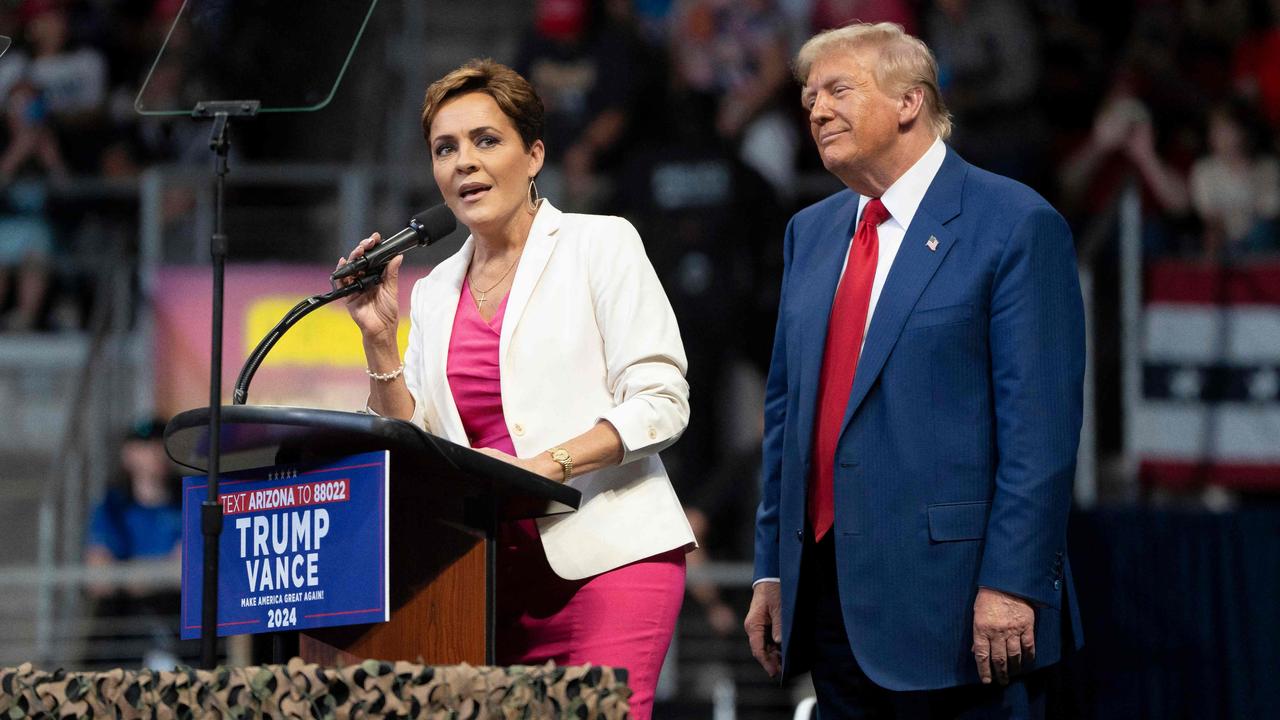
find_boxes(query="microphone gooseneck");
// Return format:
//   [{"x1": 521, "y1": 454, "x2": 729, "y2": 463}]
[{"x1": 236, "y1": 204, "x2": 456, "y2": 405}]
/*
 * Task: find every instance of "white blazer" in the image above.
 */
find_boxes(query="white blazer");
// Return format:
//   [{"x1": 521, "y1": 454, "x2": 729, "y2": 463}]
[{"x1": 402, "y1": 200, "x2": 696, "y2": 580}]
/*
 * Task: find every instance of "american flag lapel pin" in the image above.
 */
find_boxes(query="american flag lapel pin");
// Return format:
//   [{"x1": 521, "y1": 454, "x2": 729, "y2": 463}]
[{"x1": 926, "y1": 236, "x2": 939, "y2": 252}]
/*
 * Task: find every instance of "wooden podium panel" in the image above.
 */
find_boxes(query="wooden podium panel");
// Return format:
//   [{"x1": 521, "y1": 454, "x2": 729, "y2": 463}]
[{"x1": 300, "y1": 525, "x2": 488, "y2": 666}]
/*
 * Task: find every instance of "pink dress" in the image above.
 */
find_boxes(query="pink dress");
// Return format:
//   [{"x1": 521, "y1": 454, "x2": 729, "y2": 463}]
[{"x1": 446, "y1": 277, "x2": 684, "y2": 720}]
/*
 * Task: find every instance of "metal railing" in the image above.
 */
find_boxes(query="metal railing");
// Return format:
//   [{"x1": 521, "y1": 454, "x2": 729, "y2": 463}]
[
  {"x1": 1074, "y1": 181, "x2": 1145, "y2": 506},
  {"x1": 31, "y1": 209, "x2": 143, "y2": 666},
  {"x1": 1117, "y1": 182, "x2": 1144, "y2": 500}
]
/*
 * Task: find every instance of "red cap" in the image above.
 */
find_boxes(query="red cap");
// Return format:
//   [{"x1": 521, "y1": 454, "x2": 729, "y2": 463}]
[
  {"x1": 535, "y1": 0, "x2": 588, "y2": 42},
  {"x1": 19, "y1": 0, "x2": 64, "y2": 24}
]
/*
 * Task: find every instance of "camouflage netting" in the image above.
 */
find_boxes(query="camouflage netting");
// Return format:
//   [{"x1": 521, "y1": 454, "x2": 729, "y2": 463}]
[{"x1": 0, "y1": 658, "x2": 631, "y2": 718}]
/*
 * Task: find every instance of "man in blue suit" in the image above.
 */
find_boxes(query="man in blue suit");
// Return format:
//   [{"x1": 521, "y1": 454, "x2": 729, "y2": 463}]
[{"x1": 744, "y1": 23, "x2": 1084, "y2": 718}]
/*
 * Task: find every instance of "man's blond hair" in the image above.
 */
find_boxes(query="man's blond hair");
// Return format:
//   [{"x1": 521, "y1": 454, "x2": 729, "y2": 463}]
[{"x1": 794, "y1": 22, "x2": 952, "y2": 140}]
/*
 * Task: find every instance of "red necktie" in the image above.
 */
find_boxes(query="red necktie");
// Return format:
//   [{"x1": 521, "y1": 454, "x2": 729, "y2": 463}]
[{"x1": 809, "y1": 198, "x2": 889, "y2": 542}]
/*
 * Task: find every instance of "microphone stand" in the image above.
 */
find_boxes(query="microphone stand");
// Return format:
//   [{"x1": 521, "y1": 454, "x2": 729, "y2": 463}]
[
  {"x1": 229, "y1": 272, "x2": 380, "y2": 665},
  {"x1": 233, "y1": 273, "x2": 383, "y2": 405},
  {"x1": 192, "y1": 99, "x2": 258, "y2": 669}
]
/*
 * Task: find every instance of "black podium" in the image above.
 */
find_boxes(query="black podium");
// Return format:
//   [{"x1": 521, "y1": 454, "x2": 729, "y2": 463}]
[{"x1": 165, "y1": 405, "x2": 580, "y2": 666}]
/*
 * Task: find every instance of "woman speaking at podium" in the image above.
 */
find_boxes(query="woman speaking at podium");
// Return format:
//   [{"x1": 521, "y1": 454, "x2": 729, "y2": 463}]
[{"x1": 337, "y1": 59, "x2": 693, "y2": 719}]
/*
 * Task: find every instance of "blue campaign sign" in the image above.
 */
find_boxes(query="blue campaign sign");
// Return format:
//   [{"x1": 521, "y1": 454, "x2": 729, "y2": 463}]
[{"x1": 180, "y1": 450, "x2": 390, "y2": 639}]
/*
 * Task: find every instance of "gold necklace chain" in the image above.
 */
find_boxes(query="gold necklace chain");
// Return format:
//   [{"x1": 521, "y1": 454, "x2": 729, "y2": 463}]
[{"x1": 468, "y1": 257, "x2": 518, "y2": 308}]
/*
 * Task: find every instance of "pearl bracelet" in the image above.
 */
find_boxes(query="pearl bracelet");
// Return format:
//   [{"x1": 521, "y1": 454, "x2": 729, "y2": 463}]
[{"x1": 366, "y1": 362, "x2": 405, "y2": 382}]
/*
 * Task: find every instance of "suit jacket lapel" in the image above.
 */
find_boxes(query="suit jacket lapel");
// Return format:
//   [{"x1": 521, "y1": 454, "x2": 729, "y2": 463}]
[
  {"x1": 422, "y1": 202, "x2": 561, "y2": 444},
  {"x1": 499, "y1": 201, "x2": 561, "y2": 367},
  {"x1": 794, "y1": 192, "x2": 862, "y2": 466},
  {"x1": 840, "y1": 150, "x2": 968, "y2": 435}
]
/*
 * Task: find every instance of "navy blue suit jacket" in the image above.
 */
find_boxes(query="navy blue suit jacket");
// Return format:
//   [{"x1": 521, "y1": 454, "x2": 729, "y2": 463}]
[{"x1": 753, "y1": 147, "x2": 1086, "y2": 691}]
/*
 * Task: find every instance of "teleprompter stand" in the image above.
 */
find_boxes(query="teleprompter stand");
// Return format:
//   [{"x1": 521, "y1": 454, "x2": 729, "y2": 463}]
[{"x1": 191, "y1": 99, "x2": 259, "y2": 669}]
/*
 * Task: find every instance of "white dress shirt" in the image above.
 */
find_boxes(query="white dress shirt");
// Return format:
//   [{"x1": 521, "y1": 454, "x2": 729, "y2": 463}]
[{"x1": 852, "y1": 136, "x2": 948, "y2": 345}]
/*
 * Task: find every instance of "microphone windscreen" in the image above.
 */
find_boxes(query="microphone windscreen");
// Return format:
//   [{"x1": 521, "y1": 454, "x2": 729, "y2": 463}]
[{"x1": 414, "y1": 204, "x2": 458, "y2": 242}]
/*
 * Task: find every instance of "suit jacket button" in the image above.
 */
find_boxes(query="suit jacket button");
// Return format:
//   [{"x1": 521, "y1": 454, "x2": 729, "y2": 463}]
[
  {"x1": 1053, "y1": 579, "x2": 1062, "y2": 591},
  {"x1": 795, "y1": 529, "x2": 804, "y2": 541}
]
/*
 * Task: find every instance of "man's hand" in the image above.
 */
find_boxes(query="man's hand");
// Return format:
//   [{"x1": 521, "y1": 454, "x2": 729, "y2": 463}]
[
  {"x1": 972, "y1": 587, "x2": 1036, "y2": 685},
  {"x1": 744, "y1": 581, "x2": 783, "y2": 678}
]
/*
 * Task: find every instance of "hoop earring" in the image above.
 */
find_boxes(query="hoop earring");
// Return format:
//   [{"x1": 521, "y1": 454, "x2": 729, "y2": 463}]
[{"x1": 527, "y1": 178, "x2": 541, "y2": 213}]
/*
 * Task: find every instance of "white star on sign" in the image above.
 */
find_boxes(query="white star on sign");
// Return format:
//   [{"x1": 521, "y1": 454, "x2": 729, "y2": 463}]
[
  {"x1": 1247, "y1": 368, "x2": 1278, "y2": 401},
  {"x1": 1170, "y1": 367, "x2": 1203, "y2": 400}
]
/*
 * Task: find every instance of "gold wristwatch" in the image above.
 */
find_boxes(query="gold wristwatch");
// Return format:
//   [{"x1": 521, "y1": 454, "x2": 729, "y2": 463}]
[{"x1": 548, "y1": 447, "x2": 574, "y2": 483}]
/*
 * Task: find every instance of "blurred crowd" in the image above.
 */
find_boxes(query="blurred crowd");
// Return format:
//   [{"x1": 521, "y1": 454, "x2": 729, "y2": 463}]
[
  {"x1": 520, "y1": 0, "x2": 1280, "y2": 259},
  {"x1": 0, "y1": 0, "x2": 1276, "y2": 328},
  {"x1": 0, "y1": 0, "x2": 202, "y2": 333}
]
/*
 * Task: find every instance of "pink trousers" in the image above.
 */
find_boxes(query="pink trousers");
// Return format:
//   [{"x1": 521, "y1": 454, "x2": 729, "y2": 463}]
[{"x1": 496, "y1": 520, "x2": 686, "y2": 720}]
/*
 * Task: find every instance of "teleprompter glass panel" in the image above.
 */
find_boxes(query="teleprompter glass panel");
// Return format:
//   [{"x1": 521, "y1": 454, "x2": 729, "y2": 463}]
[{"x1": 135, "y1": 0, "x2": 378, "y2": 115}]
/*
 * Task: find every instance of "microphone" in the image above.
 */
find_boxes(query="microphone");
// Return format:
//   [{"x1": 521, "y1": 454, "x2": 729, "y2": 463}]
[{"x1": 332, "y1": 204, "x2": 457, "y2": 281}]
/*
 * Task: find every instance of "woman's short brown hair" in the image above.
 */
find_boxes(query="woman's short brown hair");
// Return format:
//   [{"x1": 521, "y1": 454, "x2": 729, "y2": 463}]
[{"x1": 420, "y1": 59, "x2": 545, "y2": 150}]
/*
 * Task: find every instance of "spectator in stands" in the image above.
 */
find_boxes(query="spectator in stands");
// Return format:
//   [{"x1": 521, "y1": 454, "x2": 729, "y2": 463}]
[
  {"x1": 1059, "y1": 88, "x2": 1192, "y2": 254},
  {"x1": 632, "y1": 0, "x2": 676, "y2": 44},
  {"x1": 1232, "y1": 0, "x2": 1280, "y2": 135},
  {"x1": 811, "y1": 0, "x2": 917, "y2": 36},
  {"x1": 84, "y1": 417, "x2": 185, "y2": 669},
  {"x1": 3, "y1": 0, "x2": 108, "y2": 174},
  {"x1": 1190, "y1": 98, "x2": 1280, "y2": 257},
  {"x1": 669, "y1": 0, "x2": 798, "y2": 199},
  {"x1": 0, "y1": 177, "x2": 53, "y2": 331},
  {"x1": 925, "y1": 0, "x2": 1044, "y2": 183},
  {"x1": 85, "y1": 418, "x2": 182, "y2": 596},
  {"x1": 515, "y1": 0, "x2": 648, "y2": 212},
  {"x1": 0, "y1": 77, "x2": 68, "y2": 184}
]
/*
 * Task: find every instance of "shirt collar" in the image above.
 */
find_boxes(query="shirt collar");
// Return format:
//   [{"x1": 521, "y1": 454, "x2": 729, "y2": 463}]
[{"x1": 857, "y1": 136, "x2": 947, "y2": 231}]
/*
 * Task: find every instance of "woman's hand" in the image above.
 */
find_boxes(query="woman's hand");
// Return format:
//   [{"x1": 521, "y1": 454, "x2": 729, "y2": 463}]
[
  {"x1": 473, "y1": 423, "x2": 624, "y2": 483},
  {"x1": 475, "y1": 447, "x2": 559, "y2": 482},
  {"x1": 337, "y1": 233, "x2": 403, "y2": 342},
  {"x1": 340, "y1": 233, "x2": 414, "y2": 421}
]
